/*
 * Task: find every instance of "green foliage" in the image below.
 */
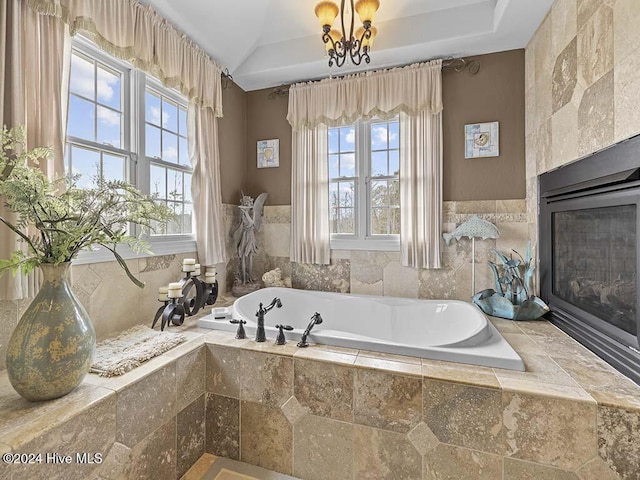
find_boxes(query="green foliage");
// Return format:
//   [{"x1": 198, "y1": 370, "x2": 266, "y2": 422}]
[{"x1": 0, "y1": 125, "x2": 174, "y2": 288}]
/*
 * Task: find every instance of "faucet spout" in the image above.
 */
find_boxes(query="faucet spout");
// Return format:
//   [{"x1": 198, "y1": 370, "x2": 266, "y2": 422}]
[
  {"x1": 255, "y1": 297, "x2": 282, "y2": 342},
  {"x1": 297, "y1": 312, "x2": 323, "y2": 348}
]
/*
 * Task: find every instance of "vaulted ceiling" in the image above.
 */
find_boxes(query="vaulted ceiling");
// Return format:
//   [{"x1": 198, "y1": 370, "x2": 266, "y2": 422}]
[{"x1": 142, "y1": 0, "x2": 554, "y2": 91}]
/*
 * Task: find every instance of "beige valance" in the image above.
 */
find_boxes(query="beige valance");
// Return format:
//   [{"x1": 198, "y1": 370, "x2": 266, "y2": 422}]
[
  {"x1": 287, "y1": 59, "x2": 443, "y2": 131},
  {"x1": 27, "y1": 0, "x2": 223, "y2": 117}
]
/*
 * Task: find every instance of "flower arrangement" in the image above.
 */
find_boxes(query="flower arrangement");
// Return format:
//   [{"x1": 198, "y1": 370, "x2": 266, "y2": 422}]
[{"x1": 0, "y1": 125, "x2": 174, "y2": 287}]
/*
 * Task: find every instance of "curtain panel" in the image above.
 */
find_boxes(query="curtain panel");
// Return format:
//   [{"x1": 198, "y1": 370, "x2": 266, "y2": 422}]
[
  {"x1": 27, "y1": 0, "x2": 224, "y2": 116},
  {"x1": 0, "y1": 0, "x2": 70, "y2": 300},
  {"x1": 287, "y1": 60, "x2": 443, "y2": 269},
  {"x1": 290, "y1": 125, "x2": 330, "y2": 265},
  {"x1": 287, "y1": 60, "x2": 443, "y2": 132}
]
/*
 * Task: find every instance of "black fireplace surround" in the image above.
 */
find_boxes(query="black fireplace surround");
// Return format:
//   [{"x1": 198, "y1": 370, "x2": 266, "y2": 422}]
[{"x1": 539, "y1": 134, "x2": 640, "y2": 385}]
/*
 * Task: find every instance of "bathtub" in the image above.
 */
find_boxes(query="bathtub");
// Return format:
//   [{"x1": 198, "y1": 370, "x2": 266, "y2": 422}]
[{"x1": 197, "y1": 287, "x2": 525, "y2": 371}]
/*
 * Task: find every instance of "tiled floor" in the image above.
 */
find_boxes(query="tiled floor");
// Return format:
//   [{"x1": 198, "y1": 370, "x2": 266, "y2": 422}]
[{"x1": 182, "y1": 454, "x2": 300, "y2": 480}]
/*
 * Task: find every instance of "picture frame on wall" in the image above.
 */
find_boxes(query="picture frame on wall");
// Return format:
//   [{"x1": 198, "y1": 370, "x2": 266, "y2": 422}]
[
  {"x1": 257, "y1": 139, "x2": 279, "y2": 168},
  {"x1": 465, "y1": 122, "x2": 499, "y2": 158}
]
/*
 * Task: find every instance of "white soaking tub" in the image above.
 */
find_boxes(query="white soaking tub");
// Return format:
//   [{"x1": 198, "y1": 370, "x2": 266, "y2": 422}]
[{"x1": 197, "y1": 287, "x2": 525, "y2": 371}]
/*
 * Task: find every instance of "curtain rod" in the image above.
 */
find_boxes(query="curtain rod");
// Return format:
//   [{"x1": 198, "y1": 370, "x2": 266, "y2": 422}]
[{"x1": 267, "y1": 55, "x2": 481, "y2": 99}]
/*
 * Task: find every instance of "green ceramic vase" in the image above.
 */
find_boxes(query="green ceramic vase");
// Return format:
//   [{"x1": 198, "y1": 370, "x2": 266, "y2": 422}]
[{"x1": 6, "y1": 262, "x2": 95, "y2": 401}]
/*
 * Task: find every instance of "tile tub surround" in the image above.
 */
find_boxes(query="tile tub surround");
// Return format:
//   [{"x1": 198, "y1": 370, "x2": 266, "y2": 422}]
[
  {"x1": 1, "y1": 316, "x2": 639, "y2": 480},
  {"x1": 223, "y1": 200, "x2": 528, "y2": 301}
]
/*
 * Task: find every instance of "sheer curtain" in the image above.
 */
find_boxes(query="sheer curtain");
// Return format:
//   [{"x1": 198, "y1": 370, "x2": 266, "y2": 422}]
[
  {"x1": 290, "y1": 125, "x2": 330, "y2": 265},
  {"x1": 287, "y1": 60, "x2": 443, "y2": 268},
  {"x1": 188, "y1": 102, "x2": 227, "y2": 267},
  {"x1": 399, "y1": 111, "x2": 442, "y2": 268},
  {"x1": 0, "y1": 0, "x2": 70, "y2": 300}
]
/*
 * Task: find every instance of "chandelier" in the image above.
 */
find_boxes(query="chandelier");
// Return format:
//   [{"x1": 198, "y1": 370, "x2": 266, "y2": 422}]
[{"x1": 314, "y1": 0, "x2": 380, "y2": 68}]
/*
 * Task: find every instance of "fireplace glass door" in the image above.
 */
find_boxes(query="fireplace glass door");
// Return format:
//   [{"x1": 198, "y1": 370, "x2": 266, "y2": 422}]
[{"x1": 552, "y1": 204, "x2": 637, "y2": 337}]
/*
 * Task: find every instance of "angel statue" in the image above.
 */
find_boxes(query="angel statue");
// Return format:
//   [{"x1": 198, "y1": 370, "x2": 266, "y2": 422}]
[{"x1": 232, "y1": 192, "x2": 268, "y2": 288}]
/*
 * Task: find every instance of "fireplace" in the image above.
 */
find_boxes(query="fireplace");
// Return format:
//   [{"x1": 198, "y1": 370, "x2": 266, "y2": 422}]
[{"x1": 539, "y1": 134, "x2": 640, "y2": 384}]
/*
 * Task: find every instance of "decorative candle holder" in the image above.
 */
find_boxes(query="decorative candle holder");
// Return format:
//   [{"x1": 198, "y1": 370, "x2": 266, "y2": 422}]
[
  {"x1": 178, "y1": 265, "x2": 205, "y2": 316},
  {"x1": 203, "y1": 269, "x2": 219, "y2": 306},
  {"x1": 152, "y1": 283, "x2": 186, "y2": 331}
]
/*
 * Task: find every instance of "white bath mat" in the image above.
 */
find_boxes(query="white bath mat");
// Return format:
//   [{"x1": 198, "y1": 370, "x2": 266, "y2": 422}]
[{"x1": 89, "y1": 325, "x2": 186, "y2": 377}]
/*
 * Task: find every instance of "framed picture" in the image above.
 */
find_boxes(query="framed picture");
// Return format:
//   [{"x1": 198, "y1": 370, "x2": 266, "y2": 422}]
[
  {"x1": 257, "y1": 139, "x2": 279, "y2": 168},
  {"x1": 465, "y1": 122, "x2": 499, "y2": 158}
]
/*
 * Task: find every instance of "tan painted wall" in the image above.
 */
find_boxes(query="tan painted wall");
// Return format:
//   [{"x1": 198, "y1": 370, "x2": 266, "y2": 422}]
[
  {"x1": 244, "y1": 90, "x2": 292, "y2": 205},
  {"x1": 218, "y1": 82, "x2": 247, "y2": 204},
  {"x1": 525, "y1": 0, "x2": 640, "y2": 246},
  {"x1": 241, "y1": 50, "x2": 525, "y2": 204},
  {"x1": 443, "y1": 49, "x2": 526, "y2": 201}
]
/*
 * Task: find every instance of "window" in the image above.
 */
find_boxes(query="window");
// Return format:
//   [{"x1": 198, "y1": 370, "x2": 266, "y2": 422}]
[
  {"x1": 328, "y1": 117, "x2": 400, "y2": 250},
  {"x1": 144, "y1": 82, "x2": 192, "y2": 235},
  {"x1": 65, "y1": 37, "x2": 195, "y2": 262}
]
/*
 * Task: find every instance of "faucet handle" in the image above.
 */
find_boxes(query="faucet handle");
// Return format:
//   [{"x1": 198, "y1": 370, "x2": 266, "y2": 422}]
[
  {"x1": 230, "y1": 319, "x2": 247, "y2": 339},
  {"x1": 274, "y1": 324, "x2": 293, "y2": 345}
]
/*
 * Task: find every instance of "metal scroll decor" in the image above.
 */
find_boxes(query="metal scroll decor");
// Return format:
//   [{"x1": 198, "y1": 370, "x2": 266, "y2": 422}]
[
  {"x1": 472, "y1": 241, "x2": 550, "y2": 321},
  {"x1": 152, "y1": 259, "x2": 219, "y2": 331}
]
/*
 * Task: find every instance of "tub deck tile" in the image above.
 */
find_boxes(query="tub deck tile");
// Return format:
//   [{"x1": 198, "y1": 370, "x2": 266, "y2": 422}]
[
  {"x1": 355, "y1": 355, "x2": 422, "y2": 377},
  {"x1": 422, "y1": 359, "x2": 501, "y2": 389}
]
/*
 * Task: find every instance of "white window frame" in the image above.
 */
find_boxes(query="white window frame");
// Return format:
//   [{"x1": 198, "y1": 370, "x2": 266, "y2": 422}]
[
  {"x1": 329, "y1": 118, "x2": 400, "y2": 251},
  {"x1": 68, "y1": 37, "x2": 195, "y2": 265}
]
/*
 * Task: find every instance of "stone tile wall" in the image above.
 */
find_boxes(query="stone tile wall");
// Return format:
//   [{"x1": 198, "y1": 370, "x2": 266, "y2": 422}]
[
  {"x1": 0, "y1": 334, "x2": 208, "y2": 480},
  {"x1": 2, "y1": 321, "x2": 639, "y2": 480},
  {"x1": 0, "y1": 253, "x2": 197, "y2": 371},
  {"x1": 525, "y1": 0, "x2": 640, "y2": 246},
  {"x1": 202, "y1": 329, "x2": 638, "y2": 480},
  {"x1": 224, "y1": 201, "x2": 529, "y2": 301}
]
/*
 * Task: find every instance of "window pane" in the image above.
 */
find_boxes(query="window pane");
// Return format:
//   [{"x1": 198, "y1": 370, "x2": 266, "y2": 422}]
[
  {"x1": 338, "y1": 181, "x2": 354, "y2": 208},
  {"x1": 183, "y1": 173, "x2": 192, "y2": 203},
  {"x1": 329, "y1": 182, "x2": 339, "y2": 210},
  {"x1": 371, "y1": 207, "x2": 389, "y2": 235},
  {"x1": 183, "y1": 203, "x2": 193, "y2": 233},
  {"x1": 150, "y1": 164, "x2": 166, "y2": 198},
  {"x1": 163, "y1": 132, "x2": 179, "y2": 163},
  {"x1": 389, "y1": 121, "x2": 399, "y2": 149},
  {"x1": 389, "y1": 149, "x2": 399, "y2": 176},
  {"x1": 68, "y1": 95, "x2": 95, "y2": 141},
  {"x1": 145, "y1": 91, "x2": 162, "y2": 126},
  {"x1": 162, "y1": 99, "x2": 178, "y2": 131},
  {"x1": 70, "y1": 146, "x2": 100, "y2": 188},
  {"x1": 96, "y1": 65, "x2": 121, "y2": 110},
  {"x1": 167, "y1": 202, "x2": 182, "y2": 234},
  {"x1": 102, "y1": 153, "x2": 125, "y2": 182},
  {"x1": 330, "y1": 207, "x2": 338, "y2": 233},
  {"x1": 339, "y1": 153, "x2": 355, "y2": 177},
  {"x1": 340, "y1": 127, "x2": 355, "y2": 151},
  {"x1": 371, "y1": 124, "x2": 388, "y2": 150},
  {"x1": 70, "y1": 53, "x2": 95, "y2": 100},
  {"x1": 329, "y1": 154, "x2": 339, "y2": 179},
  {"x1": 371, "y1": 180, "x2": 388, "y2": 207},
  {"x1": 97, "y1": 106, "x2": 121, "y2": 147},
  {"x1": 389, "y1": 179, "x2": 400, "y2": 206},
  {"x1": 179, "y1": 108, "x2": 188, "y2": 136},
  {"x1": 168, "y1": 169, "x2": 184, "y2": 202},
  {"x1": 328, "y1": 129, "x2": 339, "y2": 154},
  {"x1": 371, "y1": 151, "x2": 387, "y2": 176},
  {"x1": 145, "y1": 124, "x2": 161, "y2": 158},
  {"x1": 338, "y1": 208, "x2": 354, "y2": 233},
  {"x1": 390, "y1": 207, "x2": 400, "y2": 234},
  {"x1": 179, "y1": 137, "x2": 189, "y2": 165}
]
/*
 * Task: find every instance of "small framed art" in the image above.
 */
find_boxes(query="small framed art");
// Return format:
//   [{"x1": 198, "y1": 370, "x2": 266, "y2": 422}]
[
  {"x1": 257, "y1": 139, "x2": 279, "y2": 168},
  {"x1": 465, "y1": 122, "x2": 499, "y2": 158}
]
